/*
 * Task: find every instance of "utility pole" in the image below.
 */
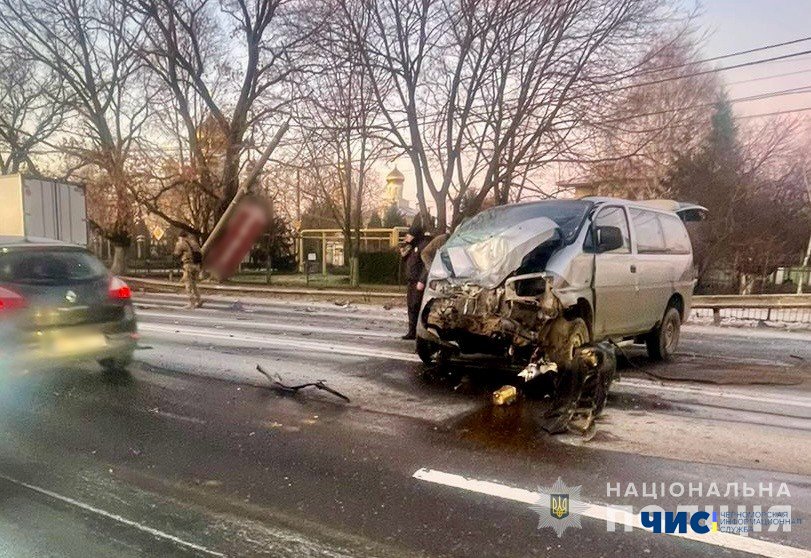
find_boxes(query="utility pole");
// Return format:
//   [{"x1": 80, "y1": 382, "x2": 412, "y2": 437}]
[
  {"x1": 799, "y1": 165, "x2": 811, "y2": 294},
  {"x1": 296, "y1": 167, "x2": 301, "y2": 225},
  {"x1": 295, "y1": 166, "x2": 302, "y2": 272}
]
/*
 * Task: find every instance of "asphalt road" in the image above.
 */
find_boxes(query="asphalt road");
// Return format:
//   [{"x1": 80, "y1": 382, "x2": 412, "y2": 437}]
[{"x1": 0, "y1": 290, "x2": 809, "y2": 558}]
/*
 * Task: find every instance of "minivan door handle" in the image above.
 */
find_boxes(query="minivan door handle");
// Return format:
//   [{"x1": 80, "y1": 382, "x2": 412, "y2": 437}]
[{"x1": 630, "y1": 265, "x2": 637, "y2": 273}]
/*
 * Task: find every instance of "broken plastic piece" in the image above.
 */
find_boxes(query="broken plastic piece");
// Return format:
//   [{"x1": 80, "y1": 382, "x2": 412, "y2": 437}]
[{"x1": 517, "y1": 360, "x2": 557, "y2": 382}]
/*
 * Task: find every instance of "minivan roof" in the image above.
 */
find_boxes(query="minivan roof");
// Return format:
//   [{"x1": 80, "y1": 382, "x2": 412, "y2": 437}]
[{"x1": 582, "y1": 196, "x2": 708, "y2": 221}]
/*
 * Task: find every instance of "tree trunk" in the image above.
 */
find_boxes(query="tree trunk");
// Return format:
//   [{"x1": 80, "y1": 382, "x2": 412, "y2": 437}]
[
  {"x1": 433, "y1": 191, "x2": 446, "y2": 233},
  {"x1": 110, "y1": 243, "x2": 128, "y2": 275}
]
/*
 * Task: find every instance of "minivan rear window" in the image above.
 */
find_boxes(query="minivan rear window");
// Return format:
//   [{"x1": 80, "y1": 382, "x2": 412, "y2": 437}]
[
  {"x1": 0, "y1": 249, "x2": 108, "y2": 285},
  {"x1": 658, "y1": 213, "x2": 692, "y2": 254}
]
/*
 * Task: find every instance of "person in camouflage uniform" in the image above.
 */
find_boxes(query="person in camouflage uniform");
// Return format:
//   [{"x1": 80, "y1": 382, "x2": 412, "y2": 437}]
[{"x1": 173, "y1": 231, "x2": 203, "y2": 309}]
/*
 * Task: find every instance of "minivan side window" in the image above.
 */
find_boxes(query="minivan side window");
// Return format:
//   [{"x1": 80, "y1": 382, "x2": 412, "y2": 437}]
[
  {"x1": 630, "y1": 209, "x2": 666, "y2": 253},
  {"x1": 658, "y1": 213, "x2": 692, "y2": 254},
  {"x1": 590, "y1": 206, "x2": 630, "y2": 253}
]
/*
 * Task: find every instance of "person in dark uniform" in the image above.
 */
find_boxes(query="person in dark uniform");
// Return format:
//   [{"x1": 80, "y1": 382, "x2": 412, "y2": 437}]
[{"x1": 400, "y1": 221, "x2": 431, "y2": 340}]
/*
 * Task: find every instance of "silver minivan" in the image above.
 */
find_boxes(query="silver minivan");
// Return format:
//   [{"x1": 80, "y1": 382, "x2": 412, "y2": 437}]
[{"x1": 416, "y1": 197, "x2": 705, "y2": 371}]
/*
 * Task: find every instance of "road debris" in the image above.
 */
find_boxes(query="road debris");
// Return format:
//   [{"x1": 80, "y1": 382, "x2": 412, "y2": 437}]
[
  {"x1": 542, "y1": 343, "x2": 616, "y2": 435},
  {"x1": 255, "y1": 365, "x2": 351, "y2": 403},
  {"x1": 492, "y1": 385, "x2": 518, "y2": 406},
  {"x1": 517, "y1": 360, "x2": 557, "y2": 382}
]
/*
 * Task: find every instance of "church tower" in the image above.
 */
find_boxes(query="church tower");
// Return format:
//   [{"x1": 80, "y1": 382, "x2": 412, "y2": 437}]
[{"x1": 384, "y1": 166, "x2": 405, "y2": 206}]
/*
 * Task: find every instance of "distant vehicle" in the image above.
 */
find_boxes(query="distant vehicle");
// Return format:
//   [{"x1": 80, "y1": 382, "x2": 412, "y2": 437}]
[
  {"x1": 0, "y1": 237, "x2": 137, "y2": 374},
  {"x1": 0, "y1": 174, "x2": 88, "y2": 246},
  {"x1": 416, "y1": 197, "x2": 706, "y2": 371}
]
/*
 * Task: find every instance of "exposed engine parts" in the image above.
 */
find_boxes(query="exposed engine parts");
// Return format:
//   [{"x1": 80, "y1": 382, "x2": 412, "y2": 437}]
[{"x1": 425, "y1": 275, "x2": 568, "y2": 356}]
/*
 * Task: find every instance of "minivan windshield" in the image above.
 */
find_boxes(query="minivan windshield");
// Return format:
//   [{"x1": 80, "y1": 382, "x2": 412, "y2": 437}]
[
  {"x1": 0, "y1": 249, "x2": 108, "y2": 285},
  {"x1": 450, "y1": 200, "x2": 592, "y2": 246}
]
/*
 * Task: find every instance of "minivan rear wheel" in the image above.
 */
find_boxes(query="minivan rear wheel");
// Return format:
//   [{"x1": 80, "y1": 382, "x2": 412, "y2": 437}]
[{"x1": 646, "y1": 306, "x2": 681, "y2": 361}]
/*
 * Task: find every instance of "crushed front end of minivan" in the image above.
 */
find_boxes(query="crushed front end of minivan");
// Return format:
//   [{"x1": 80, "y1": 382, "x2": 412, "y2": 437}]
[{"x1": 416, "y1": 200, "x2": 596, "y2": 375}]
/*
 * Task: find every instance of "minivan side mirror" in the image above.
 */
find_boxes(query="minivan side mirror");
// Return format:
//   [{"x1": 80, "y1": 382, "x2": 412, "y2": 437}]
[{"x1": 596, "y1": 226, "x2": 623, "y2": 253}]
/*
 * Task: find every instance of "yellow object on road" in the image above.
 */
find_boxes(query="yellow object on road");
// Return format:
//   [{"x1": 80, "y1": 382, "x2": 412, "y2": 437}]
[{"x1": 492, "y1": 385, "x2": 518, "y2": 406}]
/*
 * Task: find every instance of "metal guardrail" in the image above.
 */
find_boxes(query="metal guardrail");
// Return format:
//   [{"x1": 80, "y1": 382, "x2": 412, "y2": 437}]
[{"x1": 691, "y1": 294, "x2": 811, "y2": 324}]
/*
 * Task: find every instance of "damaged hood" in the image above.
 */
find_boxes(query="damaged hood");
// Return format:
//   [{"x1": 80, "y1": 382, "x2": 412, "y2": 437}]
[{"x1": 431, "y1": 216, "x2": 560, "y2": 288}]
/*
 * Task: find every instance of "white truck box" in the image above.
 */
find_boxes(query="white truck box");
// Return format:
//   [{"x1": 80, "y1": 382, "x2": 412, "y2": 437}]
[{"x1": 0, "y1": 174, "x2": 88, "y2": 246}]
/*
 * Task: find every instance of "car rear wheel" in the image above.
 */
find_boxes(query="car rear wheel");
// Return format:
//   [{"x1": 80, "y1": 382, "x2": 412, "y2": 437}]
[
  {"x1": 99, "y1": 353, "x2": 133, "y2": 375},
  {"x1": 646, "y1": 306, "x2": 681, "y2": 361},
  {"x1": 547, "y1": 317, "x2": 590, "y2": 371}
]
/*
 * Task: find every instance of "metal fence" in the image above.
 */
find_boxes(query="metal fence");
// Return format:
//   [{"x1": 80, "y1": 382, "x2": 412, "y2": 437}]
[{"x1": 691, "y1": 295, "x2": 811, "y2": 325}]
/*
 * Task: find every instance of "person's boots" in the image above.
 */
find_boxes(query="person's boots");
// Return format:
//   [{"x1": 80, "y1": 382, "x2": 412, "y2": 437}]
[{"x1": 401, "y1": 332, "x2": 416, "y2": 340}]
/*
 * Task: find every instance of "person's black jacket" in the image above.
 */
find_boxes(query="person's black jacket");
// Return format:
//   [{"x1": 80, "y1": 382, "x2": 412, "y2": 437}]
[{"x1": 403, "y1": 236, "x2": 431, "y2": 284}]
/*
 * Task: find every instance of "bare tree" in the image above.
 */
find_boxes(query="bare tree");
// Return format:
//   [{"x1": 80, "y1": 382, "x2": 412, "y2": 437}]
[
  {"x1": 126, "y1": 0, "x2": 303, "y2": 236},
  {"x1": 341, "y1": 0, "x2": 670, "y2": 230},
  {"x1": 0, "y1": 0, "x2": 149, "y2": 273},
  {"x1": 0, "y1": 55, "x2": 66, "y2": 175},
  {"x1": 577, "y1": 32, "x2": 719, "y2": 198},
  {"x1": 295, "y1": 0, "x2": 386, "y2": 284}
]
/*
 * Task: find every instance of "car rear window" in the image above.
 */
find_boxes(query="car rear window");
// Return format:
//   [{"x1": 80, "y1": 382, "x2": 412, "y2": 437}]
[{"x1": 0, "y1": 249, "x2": 108, "y2": 285}]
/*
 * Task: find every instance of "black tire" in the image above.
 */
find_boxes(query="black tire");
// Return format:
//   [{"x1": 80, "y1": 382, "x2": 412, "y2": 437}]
[
  {"x1": 546, "y1": 317, "x2": 590, "y2": 371},
  {"x1": 416, "y1": 337, "x2": 440, "y2": 365},
  {"x1": 99, "y1": 353, "x2": 133, "y2": 375},
  {"x1": 646, "y1": 306, "x2": 681, "y2": 361}
]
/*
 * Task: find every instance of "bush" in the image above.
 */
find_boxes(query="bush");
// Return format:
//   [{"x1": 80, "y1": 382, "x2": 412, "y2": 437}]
[{"x1": 359, "y1": 251, "x2": 402, "y2": 284}]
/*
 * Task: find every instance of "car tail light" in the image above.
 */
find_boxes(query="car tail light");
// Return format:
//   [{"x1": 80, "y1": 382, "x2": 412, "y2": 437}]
[
  {"x1": 108, "y1": 276, "x2": 132, "y2": 300},
  {"x1": 0, "y1": 285, "x2": 27, "y2": 314}
]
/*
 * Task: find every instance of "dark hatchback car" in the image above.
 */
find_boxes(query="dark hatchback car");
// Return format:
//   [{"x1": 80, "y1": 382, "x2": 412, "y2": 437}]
[{"x1": 0, "y1": 236, "x2": 137, "y2": 374}]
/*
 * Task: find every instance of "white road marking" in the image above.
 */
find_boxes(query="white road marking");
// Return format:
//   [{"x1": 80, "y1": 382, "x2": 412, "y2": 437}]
[
  {"x1": 137, "y1": 309, "x2": 396, "y2": 338},
  {"x1": 0, "y1": 473, "x2": 225, "y2": 557},
  {"x1": 413, "y1": 468, "x2": 811, "y2": 558},
  {"x1": 146, "y1": 407, "x2": 207, "y2": 425},
  {"x1": 139, "y1": 323, "x2": 421, "y2": 363},
  {"x1": 618, "y1": 378, "x2": 811, "y2": 410}
]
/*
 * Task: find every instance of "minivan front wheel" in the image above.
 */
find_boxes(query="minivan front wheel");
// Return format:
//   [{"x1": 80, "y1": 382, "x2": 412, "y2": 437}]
[
  {"x1": 547, "y1": 317, "x2": 590, "y2": 371},
  {"x1": 646, "y1": 306, "x2": 681, "y2": 361},
  {"x1": 416, "y1": 337, "x2": 441, "y2": 365}
]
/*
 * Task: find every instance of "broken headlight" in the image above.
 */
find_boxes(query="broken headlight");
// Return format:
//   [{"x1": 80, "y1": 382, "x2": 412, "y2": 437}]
[{"x1": 428, "y1": 279, "x2": 450, "y2": 293}]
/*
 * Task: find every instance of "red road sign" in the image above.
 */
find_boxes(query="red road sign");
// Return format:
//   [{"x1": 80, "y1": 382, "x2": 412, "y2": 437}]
[{"x1": 204, "y1": 197, "x2": 269, "y2": 280}]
